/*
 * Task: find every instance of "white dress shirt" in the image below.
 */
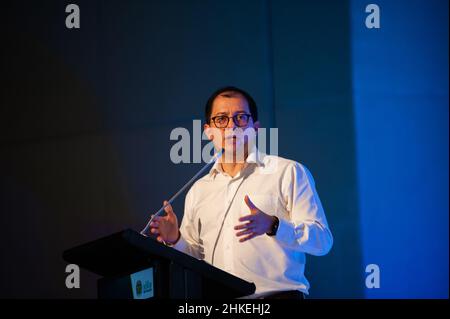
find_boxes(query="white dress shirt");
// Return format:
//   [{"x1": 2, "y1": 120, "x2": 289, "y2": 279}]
[{"x1": 173, "y1": 150, "x2": 333, "y2": 295}]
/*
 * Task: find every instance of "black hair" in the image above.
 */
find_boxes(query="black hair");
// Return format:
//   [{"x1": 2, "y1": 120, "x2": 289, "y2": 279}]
[{"x1": 204, "y1": 86, "x2": 258, "y2": 123}]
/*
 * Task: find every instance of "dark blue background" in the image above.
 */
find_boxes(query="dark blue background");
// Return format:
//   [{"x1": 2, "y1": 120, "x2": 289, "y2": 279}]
[{"x1": 0, "y1": 0, "x2": 447, "y2": 298}]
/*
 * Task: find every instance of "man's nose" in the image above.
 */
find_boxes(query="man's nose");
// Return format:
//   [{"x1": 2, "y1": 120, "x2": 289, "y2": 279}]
[{"x1": 227, "y1": 117, "x2": 237, "y2": 129}]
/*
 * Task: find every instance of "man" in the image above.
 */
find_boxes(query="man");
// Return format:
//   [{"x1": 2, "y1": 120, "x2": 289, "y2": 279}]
[{"x1": 148, "y1": 86, "x2": 333, "y2": 299}]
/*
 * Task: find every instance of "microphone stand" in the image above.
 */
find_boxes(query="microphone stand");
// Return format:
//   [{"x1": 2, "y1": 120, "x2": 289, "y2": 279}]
[{"x1": 140, "y1": 148, "x2": 224, "y2": 237}]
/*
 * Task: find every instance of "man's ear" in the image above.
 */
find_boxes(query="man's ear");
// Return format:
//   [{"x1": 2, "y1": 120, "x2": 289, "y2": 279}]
[
  {"x1": 204, "y1": 123, "x2": 213, "y2": 140},
  {"x1": 253, "y1": 121, "x2": 260, "y2": 133}
]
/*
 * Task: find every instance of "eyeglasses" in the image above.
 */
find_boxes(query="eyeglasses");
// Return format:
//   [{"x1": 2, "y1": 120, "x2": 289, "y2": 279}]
[{"x1": 210, "y1": 113, "x2": 252, "y2": 128}]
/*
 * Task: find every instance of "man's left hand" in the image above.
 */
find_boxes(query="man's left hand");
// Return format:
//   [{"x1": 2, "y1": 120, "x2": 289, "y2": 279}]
[{"x1": 234, "y1": 195, "x2": 277, "y2": 242}]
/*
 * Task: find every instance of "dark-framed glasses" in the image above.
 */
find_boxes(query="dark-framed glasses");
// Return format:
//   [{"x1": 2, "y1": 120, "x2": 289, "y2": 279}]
[{"x1": 210, "y1": 113, "x2": 252, "y2": 128}]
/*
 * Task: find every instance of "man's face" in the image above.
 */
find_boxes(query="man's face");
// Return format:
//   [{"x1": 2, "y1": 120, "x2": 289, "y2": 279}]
[{"x1": 204, "y1": 93, "x2": 259, "y2": 157}]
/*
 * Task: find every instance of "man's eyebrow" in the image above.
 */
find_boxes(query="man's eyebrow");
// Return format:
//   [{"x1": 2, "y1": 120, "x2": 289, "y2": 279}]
[
  {"x1": 212, "y1": 112, "x2": 228, "y2": 116},
  {"x1": 213, "y1": 111, "x2": 248, "y2": 116}
]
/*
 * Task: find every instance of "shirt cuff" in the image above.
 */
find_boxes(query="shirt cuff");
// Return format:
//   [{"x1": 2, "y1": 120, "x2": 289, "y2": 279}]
[
  {"x1": 171, "y1": 232, "x2": 189, "y2": 252},
  {"x1": 275, "y1": 218, "x2": 304, "y2": 246}
]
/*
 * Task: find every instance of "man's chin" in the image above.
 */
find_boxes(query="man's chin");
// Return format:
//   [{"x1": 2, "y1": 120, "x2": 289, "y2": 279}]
[{"x1": 221, "y1": 143, "x2": 248, "y2": 162}]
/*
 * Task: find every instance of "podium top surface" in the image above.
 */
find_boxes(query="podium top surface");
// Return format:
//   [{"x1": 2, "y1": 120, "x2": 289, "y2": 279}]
[{"x1": 63, "y1": 229, "x2": 255, "y2": 295}]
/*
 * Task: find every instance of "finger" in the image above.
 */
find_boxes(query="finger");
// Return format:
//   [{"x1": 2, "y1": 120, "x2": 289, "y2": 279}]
[
  {"x1": 239, "y1": 233, "x2": 256, "y2": 243},
  {"x1": 236, "y1": 229, "x2": 253, "y2": 237},
  {"x1": 156, "y1": 236, "x2": 163, "y2": 243},
  {"x1": 163, "y1": 201, "x2": 175, "y2": 216},
  {"x1": 149, "y1": 221, "x2": 159, "y2": 228},
  {"x1": 239, "y1": 214, "x2": 254, "y2": 222},
  {"x1": 244, "y1": 195, "x2": 258, "y2": 212},
  {"x1": 152, "y1": 215, "x2": 163, "y2": 222},
  {"x1": 234, "y1": 223, "x2": 252, "y2": 230},
  {"x1": 151, "y1": 228, "x2": 159, "y2": 235}
]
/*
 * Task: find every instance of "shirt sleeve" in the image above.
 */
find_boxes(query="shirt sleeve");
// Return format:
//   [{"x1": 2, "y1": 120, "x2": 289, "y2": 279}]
[
  {"x1": 172, "y1": 186, "x2": 205, "y2": 260},
  {"x1": 275, "y1": 162, "x2": 333, "y2": 256}
]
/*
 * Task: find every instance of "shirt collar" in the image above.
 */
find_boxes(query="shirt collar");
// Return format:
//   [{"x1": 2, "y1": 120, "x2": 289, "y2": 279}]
[{"x1": 208, "y1": 147, "x2": 266, "y2": 177}]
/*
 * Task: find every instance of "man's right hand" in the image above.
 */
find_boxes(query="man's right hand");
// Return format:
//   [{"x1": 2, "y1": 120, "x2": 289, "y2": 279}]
[{"x1": 149, "y1": 201, "x2": 180, "y2": 244}]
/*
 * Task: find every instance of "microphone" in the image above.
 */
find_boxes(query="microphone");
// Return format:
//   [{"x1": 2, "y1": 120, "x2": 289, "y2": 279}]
[{"x1": 140, "y1": 148, "x2": 224, "y2": 237}]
